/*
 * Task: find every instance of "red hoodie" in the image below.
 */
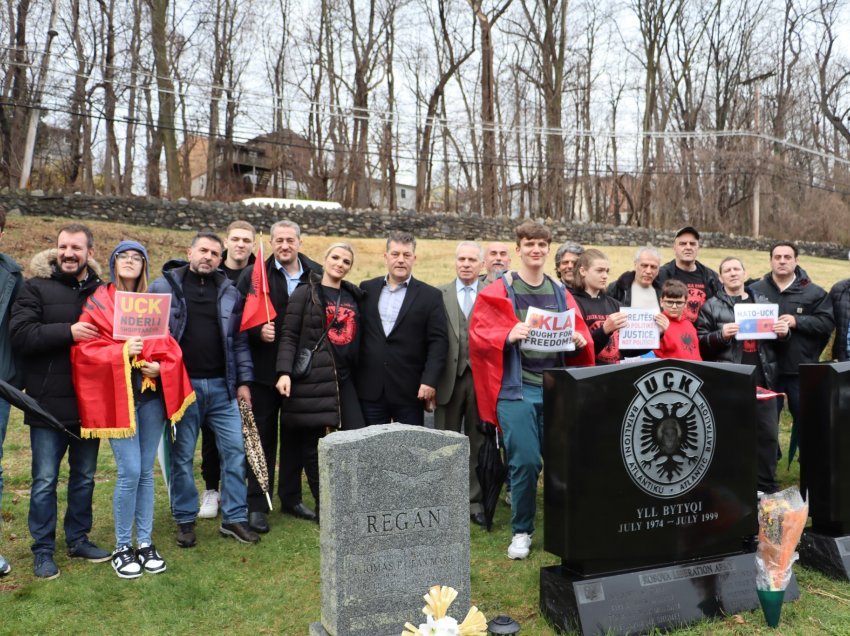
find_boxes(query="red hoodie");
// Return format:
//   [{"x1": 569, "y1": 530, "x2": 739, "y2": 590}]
[{"x1": 653, "y1": 312, "x2": 702, "y2": 361}]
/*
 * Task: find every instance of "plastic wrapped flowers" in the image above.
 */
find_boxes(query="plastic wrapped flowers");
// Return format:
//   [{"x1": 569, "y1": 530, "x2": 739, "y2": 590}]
[
  {"x1": 402, "y1": 585, "x2": 488, "y2": 636},
  {"x1": 756, "y1": 486, "x2": 808, "y2": 591},
  {"x1": 755, "y1": 486, "x2": 808, "y2": 628}
]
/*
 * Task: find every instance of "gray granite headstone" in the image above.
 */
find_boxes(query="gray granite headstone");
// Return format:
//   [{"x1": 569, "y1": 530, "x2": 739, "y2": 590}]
[{"x1": 309, "y1": 424, "x2": 470, "y2": 636}]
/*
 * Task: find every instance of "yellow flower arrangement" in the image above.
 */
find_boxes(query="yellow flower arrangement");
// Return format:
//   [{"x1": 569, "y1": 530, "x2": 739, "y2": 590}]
[{"x1": 402, "y1": 585, "x2": 488, "y2": 636}]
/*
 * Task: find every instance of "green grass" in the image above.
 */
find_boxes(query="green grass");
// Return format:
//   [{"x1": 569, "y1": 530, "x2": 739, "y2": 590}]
[
  {"x1": 2, "y1": 217, "x2": 850, "y2": 633},
  {"x1": 2, "y1": 408, "x2": 850, "y2": 635}
]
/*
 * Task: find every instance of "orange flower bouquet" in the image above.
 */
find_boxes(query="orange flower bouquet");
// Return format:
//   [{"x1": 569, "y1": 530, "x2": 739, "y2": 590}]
[
  {"x1": 755, "y1": 486, "x2": 808, "y2": 628},
  {"x1": 756, "y1": 486, "x2": 808, "y2": 591}
]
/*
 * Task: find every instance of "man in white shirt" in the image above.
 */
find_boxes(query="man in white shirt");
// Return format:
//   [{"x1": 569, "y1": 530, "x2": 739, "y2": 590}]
[{"x1": 608, "y1": 246, "x2": 663, "y2": 311}]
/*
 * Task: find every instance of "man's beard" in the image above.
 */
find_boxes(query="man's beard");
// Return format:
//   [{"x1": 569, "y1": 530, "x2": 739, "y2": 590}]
[{"x1": 61, "y1": 258, "x2": 86, "y2": 277}]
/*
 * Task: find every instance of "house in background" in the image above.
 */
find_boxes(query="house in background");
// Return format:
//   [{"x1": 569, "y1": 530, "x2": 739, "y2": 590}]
[{"x1": 183, "y1": 129, "x2": 313, "y2": 199}]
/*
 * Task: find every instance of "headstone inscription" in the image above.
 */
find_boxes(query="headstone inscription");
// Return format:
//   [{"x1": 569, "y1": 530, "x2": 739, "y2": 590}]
[
  {"x1": 798, "y1": 361, "x2": 850, "y2": 580},
  {"x1": 309, "y1": 424, "x2": 470, "y2": 636},
  {"x1": 539, "y1": 360, "x2": 799, "y2": 635}
]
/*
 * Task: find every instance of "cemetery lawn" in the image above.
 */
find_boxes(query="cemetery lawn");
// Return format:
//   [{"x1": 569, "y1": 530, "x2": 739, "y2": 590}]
[{"x1": 1, "y1": 216, "x2": 850, "y2": 633}]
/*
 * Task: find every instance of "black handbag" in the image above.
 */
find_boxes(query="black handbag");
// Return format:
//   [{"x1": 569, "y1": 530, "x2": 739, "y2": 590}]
[{"x1": 291, "y1": 293, "x2": 341, "y2": 381}]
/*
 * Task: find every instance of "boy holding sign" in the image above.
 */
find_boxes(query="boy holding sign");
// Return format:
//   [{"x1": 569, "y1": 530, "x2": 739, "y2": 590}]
[{"x1": 469, "y1": 222, "x2": 593, "y2": 560}]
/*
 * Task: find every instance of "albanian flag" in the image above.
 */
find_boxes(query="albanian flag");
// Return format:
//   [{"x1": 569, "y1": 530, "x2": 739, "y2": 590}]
[{"x1": 240, "y1": 238, "x2": 277, "y2": 331}]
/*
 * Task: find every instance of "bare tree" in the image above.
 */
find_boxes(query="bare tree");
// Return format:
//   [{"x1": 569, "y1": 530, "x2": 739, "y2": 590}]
[
  {"x1": 469, "y1": 0, "x2": 512, "y2": 216},
  {"x1": 813, "y1": 0, "x2": 850, "y2": 147},
  {"x1": 148, "y1": 0, "x2": 183, "y2": 198},
  {"x1": 414, "y1": 0, "x2": 474, "y2": 213},
  {"x1": 517, "y1": 0, "x2": 569, "y2": 220}
]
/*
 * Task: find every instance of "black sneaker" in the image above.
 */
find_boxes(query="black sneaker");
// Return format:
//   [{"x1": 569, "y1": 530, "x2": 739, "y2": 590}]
[
  {"x1": 68, "y1": 539, "x2": 111, "y2": 563},
  {"x1": 136, "y1": 544, "x2": 166, "y2": 574},
  {"x1": 111, "y1": 546, "x2": 142, "y2": 579},
  {"x1": 176, "y1": 522, "x2": 196, "y2": 548},
  {"x1": 219, "y1": 522, "x2": 260, "y2": 544},
  {"x1": 33, "y1": 553, "x2": 60, "y2": 580}
]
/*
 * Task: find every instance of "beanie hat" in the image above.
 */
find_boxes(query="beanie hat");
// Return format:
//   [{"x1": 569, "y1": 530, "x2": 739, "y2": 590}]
[{"x1": 109, "y1": 240, "x2": 150, "y2": 283}]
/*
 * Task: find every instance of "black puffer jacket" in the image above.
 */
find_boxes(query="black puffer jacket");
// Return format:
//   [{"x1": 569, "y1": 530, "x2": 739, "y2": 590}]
[
  {"x1": 10, "y1": 249, "x2": 101, "y2": 429},
  {"x1": 696, "y1": 287, "x2": 784, "y2": 388},
  {"x1": 750, "y1": 266, "x2": 833, "y2": 375},
  {"x1": 829, "y1": 278, "x2": 850, "y2": 361},
  {"x1": 276, "y1": 273, "x2": 363, "y2": 430}
]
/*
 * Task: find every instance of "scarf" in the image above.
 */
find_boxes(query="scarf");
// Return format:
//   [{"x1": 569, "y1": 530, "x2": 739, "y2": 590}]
[{"x1": 72, "y1": 284, "x2": 195, "y2": 439}]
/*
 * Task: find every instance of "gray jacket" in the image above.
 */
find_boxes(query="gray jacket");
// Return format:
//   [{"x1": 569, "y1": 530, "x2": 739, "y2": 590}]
[{"x1": 0, "y1": 252, "x2": 22, "y2": 384}]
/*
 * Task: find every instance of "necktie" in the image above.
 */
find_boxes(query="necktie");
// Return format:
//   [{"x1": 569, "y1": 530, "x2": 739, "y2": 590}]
[{"x1": 462, "y1": 286, "x2": 473, "y2": 318}]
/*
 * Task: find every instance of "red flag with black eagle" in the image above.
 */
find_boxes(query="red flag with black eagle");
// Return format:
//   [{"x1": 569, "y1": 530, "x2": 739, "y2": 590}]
[{"x1": 240, "y1": 238, "x2": 277, "y2": 331}]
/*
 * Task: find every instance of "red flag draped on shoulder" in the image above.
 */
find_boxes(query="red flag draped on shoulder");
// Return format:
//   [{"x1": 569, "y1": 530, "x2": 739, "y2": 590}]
[
  {"x1": 72, "y1": 284, "x2": 196, "y2": 439},
  {"x1": 469, "y1": 276, "x2": 594, "y2": 430},
  {"x1": 240, "y1": 238, "x2": 277, "y2": 331}
]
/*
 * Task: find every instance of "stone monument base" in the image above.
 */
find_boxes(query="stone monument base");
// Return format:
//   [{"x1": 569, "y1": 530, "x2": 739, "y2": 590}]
[
  {"x1": 540, "y1": 553, "x2": 800, "y2": 635},
  {"x1": 799, "y1": 530, "x2": 850, "y2": 581}
]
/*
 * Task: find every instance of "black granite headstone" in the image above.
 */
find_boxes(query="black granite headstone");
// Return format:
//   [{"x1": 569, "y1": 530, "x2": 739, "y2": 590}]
[
  {"x1": 799, "y1": 361, "x2": 850, "y2": 580},
  {"x1": 540, "y1": 359, "x2": 798, "y2": 635},
  {"x1": 543, "y1": 360, "x2": 757, "y2": 575}
]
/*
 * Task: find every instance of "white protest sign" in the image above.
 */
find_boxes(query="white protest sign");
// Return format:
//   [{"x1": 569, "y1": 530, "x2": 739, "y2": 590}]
[
  {"x1": 619, "y1": 307, "x2": 661, "y2": 349},
  {"x1": 520, "y1": 307, "x2": 575, "y2": 352},
  {"x1": 734, "y1": 303, "x2": 778, "y2": 340}
]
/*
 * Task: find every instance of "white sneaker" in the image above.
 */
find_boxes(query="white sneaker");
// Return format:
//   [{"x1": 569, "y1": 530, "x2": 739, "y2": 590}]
[
  {"x1": 508, "y1": 533, "x2": 532, "y2": 560},
  {"x1": 198, "y1": 490, "x2": 220, "y2": 519}
]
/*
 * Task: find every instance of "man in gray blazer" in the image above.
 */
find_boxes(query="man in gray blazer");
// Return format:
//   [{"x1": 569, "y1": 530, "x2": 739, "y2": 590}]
[{"x1": 437, "y1": 241, "x2": 486, "y2": 527}]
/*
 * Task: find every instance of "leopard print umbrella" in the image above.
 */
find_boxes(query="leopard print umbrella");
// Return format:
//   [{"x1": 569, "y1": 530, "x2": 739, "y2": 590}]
[{"x1": 239, "y1": 398, "x2": 273, "y2": 511}]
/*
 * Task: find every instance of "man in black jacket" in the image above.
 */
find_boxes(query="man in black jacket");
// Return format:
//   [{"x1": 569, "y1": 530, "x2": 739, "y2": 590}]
[
  {"x1": 237, "y1": 220, "x2": 322, "y2": 530},
  {"x1": 149, "y1": 232, "x2": 259, "y2": 547},
  {"x1": 608, "y1": 246, "x2": 663, "y2": 310},
  {"x1": 750, "y1": 241, "x2": 834, "y2": 461},
  {"x1": 198, "y1": 219, "x2": 257, "y2": 521},
  {"x1": 829, "y1": 253, "x2": 850, "y2": 361},
  {"x1": 697, "y1": 256, "x2": 790, "y2": 493},
  {"x1": 657, "y1": 227, "x2": 720, "y2": 323},
  {"x1": 10, "y1": 224, "x2": 110, "y2": 579},
  {"x1": 358, "y1": 232, "x2": 448, "y2": 426}
]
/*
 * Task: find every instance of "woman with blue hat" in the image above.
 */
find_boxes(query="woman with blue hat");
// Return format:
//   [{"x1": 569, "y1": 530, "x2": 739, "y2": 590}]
[{"x1": 72, "y1": 241, "x2": 195, "y2": 578}]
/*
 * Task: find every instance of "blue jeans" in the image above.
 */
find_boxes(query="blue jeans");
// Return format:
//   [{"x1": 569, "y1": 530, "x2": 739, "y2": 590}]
[
  {"x1": 169, "y1": 378, "x2": 248, "y2": 525},
  {"x1": 109, "y1": 398, "x2": 166, "y2": 547},
  {"x1": 0, "y1": 398, "x2": 9, "y2": 512},
  {"x1": 497, "y1": 383, "x2": 544, "y2": 536},
  {"x1": 29, "y1": 426, "x2": 101, "y2": 555}
]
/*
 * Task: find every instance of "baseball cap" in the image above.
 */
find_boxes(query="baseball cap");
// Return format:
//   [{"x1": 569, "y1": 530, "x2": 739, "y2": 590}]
[{"x1": 674, "y1": 226, "x2": 700, "y2": 241}]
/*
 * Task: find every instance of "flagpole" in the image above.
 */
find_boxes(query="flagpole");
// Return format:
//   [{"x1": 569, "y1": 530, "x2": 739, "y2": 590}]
[{"x1": 259, "y1": 233, "x2": 272, "y2": 325}]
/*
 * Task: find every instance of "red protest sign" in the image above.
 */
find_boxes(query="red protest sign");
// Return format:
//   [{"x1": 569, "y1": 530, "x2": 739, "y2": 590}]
[{"x1": 112, "y1": 291, "x2": 172, "y2": 340}]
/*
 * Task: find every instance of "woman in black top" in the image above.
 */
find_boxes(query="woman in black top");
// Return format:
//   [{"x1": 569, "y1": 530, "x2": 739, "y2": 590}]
[
  {"x1": 572, "y1": 248, "x2": 628, "y2": 364},
  {"x1": 275, "y1": 243, "x2": 364, "y2": 512}
]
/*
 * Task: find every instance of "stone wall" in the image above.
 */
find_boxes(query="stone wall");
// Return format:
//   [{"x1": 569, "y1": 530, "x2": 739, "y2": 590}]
[{"x1": 2, "y1": 190, "x2": 847, "y2": 260}]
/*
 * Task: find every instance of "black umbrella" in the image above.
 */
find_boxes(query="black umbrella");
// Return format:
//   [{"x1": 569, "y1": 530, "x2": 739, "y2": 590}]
[
  {"x1": 476, "y1": 422, "x2": 508, "y2": 531},
  {"x1": 0, "y1": 378, "x2": 80, "y2": 439}
]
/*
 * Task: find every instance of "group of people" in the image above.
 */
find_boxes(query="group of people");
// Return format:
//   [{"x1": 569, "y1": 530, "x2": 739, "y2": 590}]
[{"x1": 0, "y1": 213, "x2": 844, "y2": 580}]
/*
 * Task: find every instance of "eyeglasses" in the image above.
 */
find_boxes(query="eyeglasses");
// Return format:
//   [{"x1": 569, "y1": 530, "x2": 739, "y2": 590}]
[
  {"x1": 116, "y1": 253, "x2": 144, "y2": 263},
  {"x1": 662, "y1": 300, "x2": 686, "y2": 307}
]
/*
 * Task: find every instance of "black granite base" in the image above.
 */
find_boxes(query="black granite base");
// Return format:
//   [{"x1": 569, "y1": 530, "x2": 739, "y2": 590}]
[
  {"x1": 799, "y1": 531, "x2": 850, "y2": 581},
  {"x1": 540, "y1": 553, "x2": 800, "y2": 635}
]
